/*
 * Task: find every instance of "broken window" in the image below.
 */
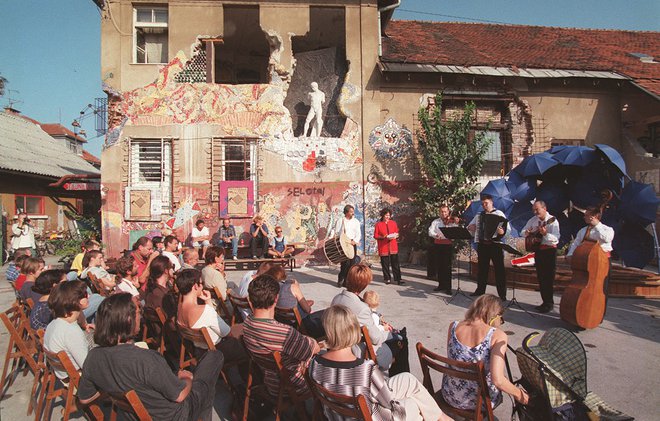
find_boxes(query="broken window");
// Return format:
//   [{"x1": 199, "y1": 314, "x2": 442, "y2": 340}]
[
  {"x1": 214, "y1": 6, "x2": 269, "y2": 84},
  {"x1": 211, "y1": 138, "x2": 257, "y2": 201},
  {"x1": 127, "y1": 138, "x2": 172, "y2": 219},
  {"x1": 133, "y1": 6, "x2": 168, "y2": 64},
  {"x1": 480, "y1": 131, "x2": 505, "y2": 177},
  {"x1": 15, "y1": 195, "x2": 44, "y2": 215}
]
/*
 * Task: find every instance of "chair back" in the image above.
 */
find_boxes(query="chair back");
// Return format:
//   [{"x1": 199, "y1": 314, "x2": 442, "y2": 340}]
[
  {"x1": 305, "y1": 370, "x2": 372, "y2": 420},
  {"x1": 44, "y1": 349, "x2": 80, "y2": 385},
  {"x1": 110, "y1": 389, "x2": 153, "y2": 421},
  {"x1": 275, "y1": 306, "x2": 308, "y2": 335},
  {"x1": 227, "y1": 293, "x2": 251, "y2": 325},
  {"x1": 87, "y1": 273, "x2": 112, "y2": 297},
  {"x1": 416, "y1": 342, "x2": 494, "y2": 421},
  {"x1": 142, "y1": 306, "x2": 167, "y2": 354},
  {"x1": 360, "y1": 325, "x2": 378, "y2": 365},
  {"x1": 176, "y1": 323, "x2": 215, "y2": 370},
  {"x1": 210, "y1": 286, "x2": 232, "y2": 323}
]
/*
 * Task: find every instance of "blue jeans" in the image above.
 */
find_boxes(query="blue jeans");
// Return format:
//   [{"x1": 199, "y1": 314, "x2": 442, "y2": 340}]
[
  {"x1": 83, "y1": 289, "x2": 104, "y2": 322},
  {"x1": 219, "y1": 238, "x2": 239, "y2": 257}
]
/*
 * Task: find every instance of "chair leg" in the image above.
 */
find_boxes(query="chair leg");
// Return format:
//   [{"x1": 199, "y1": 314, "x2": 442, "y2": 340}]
[
  {"x1": 62, "y1": 386, "x2": 76, "y2": 421},
  {"x1": 242, "y1": 368, "x2": 253, "y2": 421},
  {"x1": 34, "y1": 371, "x2": 49, "y2": 421},
  {"x1": 27, "y1": 368, "x2": 41, "y2": 416},
  {"x1": 0, "y1": 340, "x2": 15, "y2": 397},
  {"x1": 42, "y1": 374, "x2": 57, "y2": 421}
]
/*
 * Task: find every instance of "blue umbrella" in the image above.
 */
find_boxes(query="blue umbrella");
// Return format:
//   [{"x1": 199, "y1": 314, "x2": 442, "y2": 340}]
[
  {"x1": 515, "y1": 152, "x2": 559, "y2": 178},
  {"x1": 536, "y1": 182, "x2": 570, "y2": 215},
  {"x1": 462, "y1": 200, "x2": 483, "y2": 225},
  {"x1": 568, "y1": 164, "x2": 623, "y2": 208},
  {"x1": 595, "y1": 144, "x2": 629, "y2": 179},
  {"x1": 618, "y1": 181, "x2": 660, "y2": 226},
  {"x1": 552, "y1": 146, "x2": 597, "y2": 167},
  {"x1": 482, "y1": 179, "x2": 514, "y2": 214},
  {"x1": 507, "y1": 201, "x2": 534, "y2": 234},
  {"x1": 548, "y1": 145, "x2": 570, "y2": 154},
  {"x1": 613, "y1": 223, "x2": 655, "y2": 269},
  {"x1": 506, "y1": 172, "x2": 536, "y2": 202}
]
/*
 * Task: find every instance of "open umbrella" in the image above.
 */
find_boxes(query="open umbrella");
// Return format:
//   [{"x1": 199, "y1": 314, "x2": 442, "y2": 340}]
[
  {"x1": 514, "y1": 152, "x2": 559, "y2": 178},
  {"x1": 613, "y1": 222, "x2": 656, "y2": 269},
  {"x1": 482, "y1": 179, "x2": 514, "y2": 214},
  {"x1": 595, "y1": 144, "x2": 629, "y2": 179},
  {"x1": 618, "y1": 181, "x2": 660, "y2": 226},
  {"x1": 552, "y1": 146, "x2": 597, "y2": 167},
  {"x1": 507, "y1": 201, "x2": 534, "y2": 235},
  {"x1": 462, "y1": 200, "x2": 483, "y2": 225},
  {"x1": 536, "y1": 182, "x2": 570, "y2": 215},
  {"x1": 568, "y1": 164, "x2": 623, "y2": 208},
  {"x1": 548, "y1": 145, "x2": 570, "y2": 154},
  {"x1": 506, "y1": 172, "x2": 536, "y2": 202}
]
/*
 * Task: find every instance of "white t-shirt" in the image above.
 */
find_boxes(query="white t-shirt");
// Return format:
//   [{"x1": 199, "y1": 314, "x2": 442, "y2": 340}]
[
  {"x1": 190, "y1": 304, "x2": 231, "y2": 347},
  {"x1": 44, "y1": 318, "x2": 90, "y2": 379},
  {"x1": 116, "y1": 278, "x2": 140, "y2": 297},
  {"x1": 192, "y1": 226, "x2": 209, "y2": 241},
  {"x1": 162, "y1": 250, "x2": 181, "y2": 271},
  {"x1": 238, "y1": 270, "x2": 257, "y2": 298}
]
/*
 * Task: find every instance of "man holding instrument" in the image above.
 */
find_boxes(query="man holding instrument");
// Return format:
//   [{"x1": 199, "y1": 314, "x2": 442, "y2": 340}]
[
  {"x1": 566, "y1": 206, "x2": 614, "y2": 260},
  {"x1": 523, "y1": 201, "x2": 560, "y2": 313},
  {"x1": 330, "y1": 204, "x2": 361, "y2": 288},
  {"x1": 467, "y1": 195, "x2": 507, "y2": 300},
  {"x1": 428, "y1": 205, "x2": 456, "y2": 294}
]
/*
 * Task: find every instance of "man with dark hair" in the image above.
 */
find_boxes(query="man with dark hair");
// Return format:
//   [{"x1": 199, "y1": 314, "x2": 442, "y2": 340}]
[
  {"x1": 192, "y1": 219, "x2": 211, "y2": 258},
  {"x1": 78, "y1": 293, "x2": 224, "y2": 420},
  {"x1": 131, "y1": 236, "x2": 157, "y2": 290},
  {"x1": 201, "y1": 246, "x2": 228, "y2": 299},
  {"x1": 70, "y1": 239, "x2": 101, "y2": 277},
  {"x1": 217, "y1": 218, "x2": 239, "y2": 260},
  {"x1": 428, "y1": 204, "x2": 456, "y2": 294},
  {"x1": 162, "y1": 235, "x2": 181, "y2": 272},
  {"x1": 6, "y1": 248, "x2": 30, "y2": 282},
  {"x1": 330, "y1": 204, "x2": 361, "y2": 287},
  {"x1": 243, "y1": 275, "x2": 319, "y2": 398},
  {"x1": 115, "y1": 255, "x2": 140, "y2": 297}
]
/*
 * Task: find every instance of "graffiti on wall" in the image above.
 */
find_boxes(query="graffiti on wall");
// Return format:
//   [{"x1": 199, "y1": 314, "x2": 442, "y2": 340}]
[
  {"x1": 165, "y1": 200, "x2": 201, "y2": 230},
  {"x1": 368, "y1": 118, "x2": 413, "y2": 159}
]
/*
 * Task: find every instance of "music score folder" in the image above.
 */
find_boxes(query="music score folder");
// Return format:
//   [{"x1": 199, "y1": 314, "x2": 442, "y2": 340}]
[{"x1": 439, "y1": 227, "x2": 473, "y2": 240}]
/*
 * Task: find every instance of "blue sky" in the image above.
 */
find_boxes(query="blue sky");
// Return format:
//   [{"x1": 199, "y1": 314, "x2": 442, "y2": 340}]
[{"x1": 1, "y1": 0, "x2": 658, "y2": 157}]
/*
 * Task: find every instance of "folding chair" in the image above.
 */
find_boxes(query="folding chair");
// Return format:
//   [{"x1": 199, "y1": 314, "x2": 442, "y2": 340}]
[
  {"x1": 275, "y1": 306, "x2": 308, "y2": 335},
  {"x1": 416, "y1": 342, "x2": 495, "y2": 421},
  {"x1": 361, "y1": 325, "x2": 378, "y2": 365},
  {"x1": 210, "y1": 286, "x2": 233, "y2": 323},
  {"x1": 228, "y1": 293, "x2": 251, "y2": 325},
  {"x1": 304, "y1": 370, "x2": 372, "y2": 420},
  {"x1": 0, "y1": 302, "x2": 25, "y2": 396},
  {"x1": 142, "y1": 306, "x2": 167, "y2": 355},
  {"x1": 87, "y1": 273, "x2": 112, "y2": 297},
  {"x1": 109, "y1": 389, "x2": 153, "y2": 421}
]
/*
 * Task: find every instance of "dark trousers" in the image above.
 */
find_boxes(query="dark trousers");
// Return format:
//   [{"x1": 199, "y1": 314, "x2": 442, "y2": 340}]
[
  {"x1": 187, "y1": 350, "x2": 224, "y2": 420},
  {"x1": 431, "y1": 244, "x2": 452, "y2": 290},
  {"x1": 380, "y1": 254, "x2": 401, "y2": 283},
  {"x1": 476, "y1": 243, "x2": 507, "y2": 299},
  {"x1": 250, "y1": 234, "x2": 269, "y2": 257},
  {"x1": 535, "y1": 247, "x2": 557, "y2": 305},
  {"x1": 338, "y1": 245, "x2": 358, "y2": 285}
]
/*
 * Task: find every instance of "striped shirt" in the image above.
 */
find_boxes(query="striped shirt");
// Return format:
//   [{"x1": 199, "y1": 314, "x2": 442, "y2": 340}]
[
  {"x1": 243, "y1": 315, "x2": 316, "y2": 397},
  {"x1": 309, "y1": 356, "x2": 406, "y2": 420}
]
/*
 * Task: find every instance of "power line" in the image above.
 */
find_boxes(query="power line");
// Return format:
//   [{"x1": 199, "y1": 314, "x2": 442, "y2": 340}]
[{"x1": 396, "y1": 8, "x2": 512, "y2": 25}]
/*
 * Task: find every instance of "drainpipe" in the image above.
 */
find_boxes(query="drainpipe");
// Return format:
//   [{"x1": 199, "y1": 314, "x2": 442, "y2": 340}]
[
  {"x1": 378, "y1": 0, "x2": 401, "y2": 57},
  {"x1": 48, "y1": 173, "x2": 101, "y2": 188}
]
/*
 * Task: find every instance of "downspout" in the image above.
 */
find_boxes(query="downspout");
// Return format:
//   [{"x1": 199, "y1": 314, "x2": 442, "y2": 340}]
[
  {"x1": 378, "y1": 0, "x2": 401, "y2": 57},
  {"x1": 49, "y1": 173, "x2": 101, "y2": 188}
]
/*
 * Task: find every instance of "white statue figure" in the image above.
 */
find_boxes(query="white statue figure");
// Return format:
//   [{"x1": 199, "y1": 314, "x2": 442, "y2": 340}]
[{"x1": 303, "y1": 81, "x2": 326, "y2": 137}]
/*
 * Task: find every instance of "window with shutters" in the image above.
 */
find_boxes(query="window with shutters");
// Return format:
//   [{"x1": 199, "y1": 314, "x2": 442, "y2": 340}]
[
  {"x1": 133, "y1": 6, "x2": 168, "y2": 64},
  {"x1": 128, "y1": 138, "x2": 172, "y2": 218},
  {"x1": 211, "y1": 138, "x2": 257, "y2": 202}
]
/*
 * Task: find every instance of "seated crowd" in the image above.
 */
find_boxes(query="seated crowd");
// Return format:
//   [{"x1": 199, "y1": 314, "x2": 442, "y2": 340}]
[{"x1": 4, "y1": 232, "x2": 529, "y2": 421}]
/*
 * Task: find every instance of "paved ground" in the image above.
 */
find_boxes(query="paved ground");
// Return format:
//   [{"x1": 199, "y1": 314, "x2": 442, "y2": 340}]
[{"x1": 0, "y1": 257, "x2": 657, "y2": 420}]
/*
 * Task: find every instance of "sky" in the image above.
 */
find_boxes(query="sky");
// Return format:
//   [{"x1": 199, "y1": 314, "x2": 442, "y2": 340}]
[{"x1": 0, "y1": 0, "x2": 658, "y2": 158}]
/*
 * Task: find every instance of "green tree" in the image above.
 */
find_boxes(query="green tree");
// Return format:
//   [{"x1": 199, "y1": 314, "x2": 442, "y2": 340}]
[{"x1": 412, "y1": 93, "x2": 492, "y2": 248}]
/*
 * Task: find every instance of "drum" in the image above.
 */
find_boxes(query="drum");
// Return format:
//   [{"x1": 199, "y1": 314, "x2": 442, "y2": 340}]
[{"x1": 323, "y1": 233, "x2": 355, "y2": 264}]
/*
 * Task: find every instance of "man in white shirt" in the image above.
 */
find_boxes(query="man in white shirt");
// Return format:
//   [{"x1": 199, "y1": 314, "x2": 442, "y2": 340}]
[
  {"x1": 161, "y1": 235, "x2": 182, "y2": 272},
  {"x1": 567, "y1": 206, "x2": 614, "y2": 258},
  {"x1": 428, "y1": 205, "x2": 457, "y2": 294},
  {"x1": 330, "y1": 204, "x2": 361, "y2": 287},
  {"x1": 467, "y1": 195, "x2": 508, "y2": 300},
  {"x1": 11, "y1": 212, "x2": 36, "y2": 255},
  {"x1": 523, "y1": 201, "x2": 560, "y2": 313},
  {"x1": 192, "y1": 219, "x2": 211, "y2": 258}
]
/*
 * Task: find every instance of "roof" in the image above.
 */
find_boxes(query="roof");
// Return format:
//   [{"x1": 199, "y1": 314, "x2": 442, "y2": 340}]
[
  {"x1": 0, "y1": 111, "x2": 100, "y2": 178},
  {"x1": 82, "y1": 150, "x2": 101, "y2": 165},
  {"x1": 41, "y1": 123, "x2": 87, "y2": 143},
  {"x1": 382, "y1": 21, "x2": 660, "y2": 95}
]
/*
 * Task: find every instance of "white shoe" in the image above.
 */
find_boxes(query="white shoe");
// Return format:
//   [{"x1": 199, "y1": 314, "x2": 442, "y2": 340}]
[{"x1": 232, "y1": 256, "x2": 238, "y2": 260}]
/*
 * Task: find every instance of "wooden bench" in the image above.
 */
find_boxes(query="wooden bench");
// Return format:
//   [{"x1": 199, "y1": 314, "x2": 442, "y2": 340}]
[{"x1": 223, "y1": 256, "x2": 296, "y2": 272}]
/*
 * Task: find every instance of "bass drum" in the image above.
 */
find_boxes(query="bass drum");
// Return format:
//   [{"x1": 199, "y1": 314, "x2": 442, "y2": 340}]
[{"x1": 323, "y1": 233, "x2": 355, "y2": 264}]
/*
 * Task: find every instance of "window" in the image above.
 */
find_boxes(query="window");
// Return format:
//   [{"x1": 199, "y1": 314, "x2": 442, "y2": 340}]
[
  {"x1": 133, "y1": 6, "x2": 168, "y2": 64},
  {"x1": 128, "y1": 138, "x2": 172, "y2": 218},
  {"x1": 211, "y1": 138, "x2": 257, "y2": 201},
  {"x1": 480, "y1": 131, "x2": 505, "y2": 178},
  {"x1": 15, "y1": 195, "x2": 44, "y2": 215}
]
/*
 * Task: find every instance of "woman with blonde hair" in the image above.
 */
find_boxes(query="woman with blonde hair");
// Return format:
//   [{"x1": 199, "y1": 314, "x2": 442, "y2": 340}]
[
  {"x1": 442, "y1": 294, "x2": 529, "y2": 411},
  {"x1": 249, "y1": 214, "x2": 270, "y2": 259},
  {"x1": 309, "y1": 305, "x2": 451, "y2": 421}
]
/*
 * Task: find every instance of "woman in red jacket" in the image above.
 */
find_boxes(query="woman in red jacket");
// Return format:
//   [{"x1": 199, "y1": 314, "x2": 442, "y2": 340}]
[{"x1": 373, "y1": 208, "x2": 404, "y2": 285}]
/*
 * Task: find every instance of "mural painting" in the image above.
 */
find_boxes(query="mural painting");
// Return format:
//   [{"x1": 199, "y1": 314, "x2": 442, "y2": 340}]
[{"x1": 368, "y1": 118, "x2": 413, "y2": 159}]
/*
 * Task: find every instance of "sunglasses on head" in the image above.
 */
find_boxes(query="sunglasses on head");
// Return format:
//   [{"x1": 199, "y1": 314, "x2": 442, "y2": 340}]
[{"x1": 489, "y1": 314, "x2": 505, "y2": 326}]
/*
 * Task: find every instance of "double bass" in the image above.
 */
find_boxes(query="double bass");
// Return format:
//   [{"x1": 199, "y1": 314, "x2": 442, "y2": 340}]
[{"x1": 559, "y1": 232, "x2": 609, "y2": 329}]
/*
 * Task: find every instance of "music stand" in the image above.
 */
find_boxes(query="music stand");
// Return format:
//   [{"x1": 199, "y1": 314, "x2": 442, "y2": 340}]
[
  {"x1": 495, "y1": 242, "x2": 533, "y2": 316},
  {"x1": 439, "y1": 227, "x2": 474, "y2": 305}
]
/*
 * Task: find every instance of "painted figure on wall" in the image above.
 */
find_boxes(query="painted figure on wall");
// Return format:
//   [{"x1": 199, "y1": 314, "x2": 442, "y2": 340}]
[{"x1": 303, "y1": 82, "x2": 326, "y2": 137}]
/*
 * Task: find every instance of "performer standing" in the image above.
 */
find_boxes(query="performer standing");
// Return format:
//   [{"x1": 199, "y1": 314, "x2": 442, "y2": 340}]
[
  {"x1": 523, "y1": 201, "x2": 560, "y2": 313},
  {"x1": 428, "y1": 205, "x2": 456, "y2": 294},
  {"x1": 567, "y1": 206, "x2": 614, "y2": 260},
  {"x1": 467, "y1": 195, "x2": 507, "y2": 300},
  {"x1": 373, "y1": 208, "x2": 403, "y2": 285},
  {"x1": 331, "y1": 205, "x2": 361, "y2": 287}
]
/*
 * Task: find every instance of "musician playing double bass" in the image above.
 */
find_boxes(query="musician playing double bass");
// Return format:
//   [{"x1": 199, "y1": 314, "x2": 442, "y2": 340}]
[
  {"x1": 467, "y1": 195, "x2": 508, "y2": 300},
  {"x1": 523, "y1": 200, "x2": 560, "y2": 313},
  {"x1": 567, "y1": 206, "x2": 614, "y2": 261},
  {"x1": 330, "y1": 204, "x2": 361, "y2": 288},
  {"x1": 428, "y1": 204, "x2": 457, "y2": 294}
]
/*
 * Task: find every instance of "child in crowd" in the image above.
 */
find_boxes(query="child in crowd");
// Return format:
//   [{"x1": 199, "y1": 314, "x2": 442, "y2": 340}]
[
  {"x1": 18, "y1": 257, "x2": 45, "y2": 300},
  {"x1": 363, "y1": 290, "x2": 407, "y2": 343},
  {"x1": 5, "y1": 248, "x2": 30, "y2": 282},
  {"x1": 268, "y1": 226, "x2": 295, "y2": 258},
  {"x1": 70, "y1": 239, "x2": 101, "y2": 277}
]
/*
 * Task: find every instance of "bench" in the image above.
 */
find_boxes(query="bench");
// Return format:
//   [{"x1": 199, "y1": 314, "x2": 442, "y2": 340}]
[{"x1": 223, "y1": 256, "x2": 296, "y2": 272}]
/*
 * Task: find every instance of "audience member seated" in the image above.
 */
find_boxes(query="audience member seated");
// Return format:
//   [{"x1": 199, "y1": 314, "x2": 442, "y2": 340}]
[
  {"x1": 30, "y1": 269, "x2": 66, "y2": 330},
  {"x1": 243, "y1": 275, "x2": 320, "y2": 398},
  {"x1": 5, "y1": 248, "x2": 30, "y2": 282},
  {"x1": 442, "y1": 294, "x2": 529, "y2": 411},
  {"x1": 162, "y1": 235, "x2": 182, "y2": 272},
  {"x1": 144, "y1": 255, "x2": 177, "y2": 322},
  {"x1": 18, "y1": 257, "x2": 45, "y2": 301},
  {"x1": 309, "y1": 305, "x2": 451, "y2": 421},
  {"x1": 152, "y1": 236, "x2": 165, "y2": 253},
  {"x1": 69, "y1": 239, "x2": 101, "y2": 279},
  {"x1": 78, "y1": 293, "x2": 224, "y2": 420},
  {"x1": 192, "y1": 219, "x2": 211, "y2": 258},
  {"x1": 237, "y1": 261, "x2": 275, "y2": 298},
  {"x1": 217, "y1": 218, "x2": 239, "y2": 260},
  {"x1": 249, "y1": 215, "x2": 270, "y2": 259},
  {"x1": 115, "y1": 255, "x2": 141, "y2": 297},
  {"x1": 201, "y1": 246, "x2": 228, "y2": 300},
  {"x1": 181, "y1": 248, "x2": 199, "y2": 270},
  {"x1": 331, "y1": 264, "x2": 408, "y2": 373},
  {"x1": 44, "y1": 280, "x2": 93, "y2": 379},
  {"x1": 131, "y1": 236, "x2": 158, "y2": 290},
  {"x1": 176, "y1": 269, "x2": 245, "y2": 373},
  {"x1": 268, "y1": 226, "x2": 295, "y2": 258},
  {"x1": 266, "y1": 265, "x2": 325, "y2": 339},
  {"x1": 80, "y1": 250, "x2": 116, "y2": 293}
]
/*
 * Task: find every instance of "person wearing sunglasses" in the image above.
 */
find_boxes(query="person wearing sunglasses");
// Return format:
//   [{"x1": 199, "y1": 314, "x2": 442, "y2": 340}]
[
  {"x1": 441, "y1": 294, "x2": 529, "y2": 412},
  {"x1": 267, "y1": 226, "x2": 295, "y2": 259}
]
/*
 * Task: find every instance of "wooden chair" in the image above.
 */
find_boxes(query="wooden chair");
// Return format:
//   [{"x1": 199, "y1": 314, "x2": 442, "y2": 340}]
[
  {"x1": 361, "y1": 325, "x2": 378, "y2": 365},
  {"x1": 416, "y1": 342, "x2": 495, "y2": 421},
  {"x1": 141, "y1": 306, "x2": 167, "y2": 355},
  {"x1": 242, "y1": 350, "x2": 310, "y2": 421},
  {"x1": 275, "y1": 306, "x2": 308, "y2": 336},
  {"x1": 304, "y1": 371, "x2": 372, "y2": 421},
  {"x1": 87, "y1": 273, "x2": 113, "y2": 297},
  {"x1": 210, "y1": 286, "x2": 233, "y2": 323},
  {"x1": 109, "y1": 389, "x2": 152, "y2": 421},
  {"x1": 0, "y1": 302, "x2": 25, "y2": 396},
  {"x1": 227, "y1": 293, "x2": 251, "y2": 325},
  {"x1": 41, "y1": 349, "x2": 83, "y2": 421}
]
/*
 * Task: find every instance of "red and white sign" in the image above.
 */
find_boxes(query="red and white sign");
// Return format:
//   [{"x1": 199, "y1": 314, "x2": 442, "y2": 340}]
[{"x1": 63, "y1": 182, "x2": 100, "y2": 191}]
